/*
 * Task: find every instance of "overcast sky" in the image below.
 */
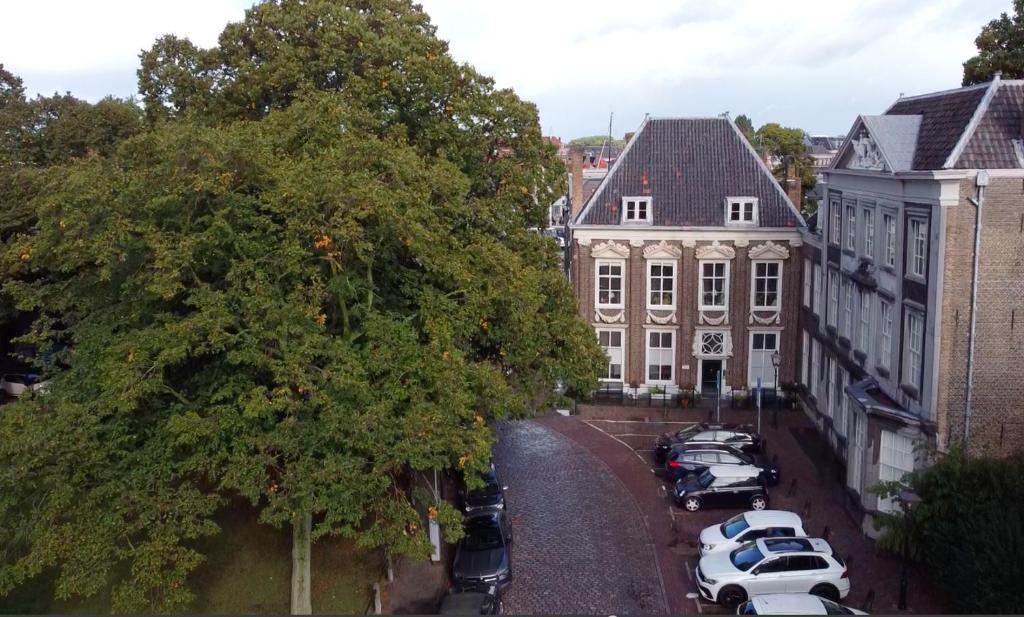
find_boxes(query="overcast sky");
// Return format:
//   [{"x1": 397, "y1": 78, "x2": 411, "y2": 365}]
[{"x1": 0, "y1": 0, "x2": 1010, "y2": 139}]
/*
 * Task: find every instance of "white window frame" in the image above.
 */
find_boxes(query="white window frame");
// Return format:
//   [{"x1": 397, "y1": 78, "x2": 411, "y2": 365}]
[
  {"x1": 595, "y1": 259, "x2": 625, "y2": 309},
  {"x1": 908, "y1": 217, "x2": 928, "y2": 278},
  {"x1": 845, "y1": 204, "x2": 857, "y2": 250},
  {"x1": 863, "y1": 207, "x2": 875, "y2": 259},
  {"x1": 827, "y1": 271, "x2": 838, "y2": 327},
  {"x1": 842, "y1": 281, "x2": 853, "y2": 339},
  {"x1": 747, "y1": 330, "x2": 780, "y2": 388},
  {"x1": 904, "y1": 310, "x2": 925, "y2": 391},
  {"x1": 645, "y1": 329, "x2": 675, "y2": 385},
  {"x1": 699, "y1": 260, "x2": 730, "y2": 311},
  {"x1": 837, "y1": 370, "x2": 848, "y2": 439},
  {"x1": 883, "y1": 212, "x2": 896, "y2": 267},
  {"x1": 812, "y1": 263, "x2": 822, "y2": 316},
  {"x1": 859, "y1": 291, "x2": 872, "y2": 354},
  {"x1": 826, "y1": 356, "x2": 836, "y2": 419},
  {"x1": 801, "y1": 331, "x2": 810, "y2": 386},
  {"x1": 878, "y1": 431, "x2": 915, "y2": 513},
  {"x1": 880, "y1": 300, "x2": 893, "y2": 370},
  {"x1": 622, "y1": 197, "x2": 652, "y2": 224},
  {"x1": 811, "y1": 339, "x2": 821, "y2": 400},
  {"x1": 647, "y1": 260, "x2": 676, "y2": 310},
  {"x1": 597, "y1": 329, "x2": 625, "y2": 382},
  {"x1": 830, "y1": 199, "x2": 842, "y2": 246},
  {"x1": 725, "y1": 197, "x2": 759, "y2": 226},
  {"x1": 802, "y1": 259, "x2": 811, "y2": 308},
  {"x1": 751, "y1": 260, "x2": 782, "y2": 311}
]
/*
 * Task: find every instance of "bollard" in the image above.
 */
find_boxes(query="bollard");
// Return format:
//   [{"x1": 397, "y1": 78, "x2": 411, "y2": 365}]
[
  {"x1": 822, "y1": 525, "x2": 831, "y2": 541},
  {"x1": 862, "y1": 589, "x2": 875, "y2": 613},
  {"x1": 802, "y1": 499, "x2": 812, "y2": 519},
  {"x1": 786, "y1": 478, "x2": 798, "y2": 497}
]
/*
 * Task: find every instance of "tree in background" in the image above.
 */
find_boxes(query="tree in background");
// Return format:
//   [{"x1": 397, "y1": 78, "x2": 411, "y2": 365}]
[
  {"x1": 0, "y1": 1, "x2": 605, "y2": 612},
  {"x1": 734, "y1": 114, "x2": 756, "y2": 145},
  {"x1": 568, "y1": 135, "x2": 625, "y2": 148},
  {"x1": 734, "y1": 119, "x2": 818, "y2": 215},
  {"x1": 963, "y1": 0, "x2": 1024, "y2": 85}
]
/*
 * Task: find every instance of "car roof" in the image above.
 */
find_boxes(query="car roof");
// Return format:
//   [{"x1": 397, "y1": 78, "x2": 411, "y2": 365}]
[
  {"x1": 742, "y1": 510, "x2": 802, "y2": 527},
  {"x1": 707, "y1": 465, "x2": 760, "y2": 478},
  {"x1": 750, "y1": 593, "x2": 828, "y2": 615},
  {"x1": 757, "y1": 537, "x2": 833, "y2": 555}
]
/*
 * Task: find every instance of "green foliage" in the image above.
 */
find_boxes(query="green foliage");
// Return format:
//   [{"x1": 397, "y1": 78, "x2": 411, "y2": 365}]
[
  {"x1": 872, "y1": 448, "x2": 1024, "y2": 614},
  {"x1": 734, "y1": 114, "x2": 756, "y2": 145},
  {"x1": 568, "y1": 135, "x2": 624, "y2": 148},
  {"x1": 0, "y1": 1, "x2": 605, "y2": 612},
  {"x1": 963, "y1": 0, "x2": 1024, "y2": 85}
]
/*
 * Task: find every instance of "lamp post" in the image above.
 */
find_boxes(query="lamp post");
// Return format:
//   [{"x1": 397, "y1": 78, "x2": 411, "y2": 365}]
[
  {"x1": 771, "y1": 351, "x2": 781, "y2": 428},
  {"x1": 897, "y1": 488, "x2": 922, "y2": 611}
]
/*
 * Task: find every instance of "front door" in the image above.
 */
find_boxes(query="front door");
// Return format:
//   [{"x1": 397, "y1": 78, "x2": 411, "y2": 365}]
[{"x1": 701, "y1": 360, "x2": 722, "y2": 397}]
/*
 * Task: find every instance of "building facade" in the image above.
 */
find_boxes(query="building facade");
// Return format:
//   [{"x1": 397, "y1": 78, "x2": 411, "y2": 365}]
[
  {"x1": 570, "y1": 117, "x2": 805, "y2": 398},
  {"x1": 799, "y1": 76, "x2": 1024, "y2": 533}
]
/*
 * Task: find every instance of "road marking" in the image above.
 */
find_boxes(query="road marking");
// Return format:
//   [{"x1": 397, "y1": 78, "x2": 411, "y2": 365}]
[
  {"x1": 607, "y1": 433, "x2": 665, "y2": 438},
  {"x1": 587, "y1": 419, "x2": 699, "y2": 425},
  {"x1": 582, "y1": 421, "x2": 651, "y2": 465}
]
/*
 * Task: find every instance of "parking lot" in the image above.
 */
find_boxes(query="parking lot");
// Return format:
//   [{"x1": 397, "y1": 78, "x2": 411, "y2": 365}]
[{"x1": 534, "y1": 404, "x2": 945, "y2": 614}]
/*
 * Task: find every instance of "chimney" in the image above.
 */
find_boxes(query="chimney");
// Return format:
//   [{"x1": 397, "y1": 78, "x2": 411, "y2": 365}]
[
  {"x1": 784, "y1": 158, "x2": 802, "y2": 209},
  {"x1": 570, "y1": 144, "x2": 585, "y2": 219}
]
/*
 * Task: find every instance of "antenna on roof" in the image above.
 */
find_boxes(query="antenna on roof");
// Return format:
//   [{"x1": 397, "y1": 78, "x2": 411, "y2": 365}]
[
  {"x1": 722, "y1": 111, "x2": 731, "y2": 119},
  {"x1": 898, "y1": 92, "x2": 905, "y2": 99}
]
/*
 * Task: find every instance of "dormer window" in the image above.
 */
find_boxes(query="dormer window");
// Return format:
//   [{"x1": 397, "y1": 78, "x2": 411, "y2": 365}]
[
  {"x1": 622, "y1": 197, "x2": 652, "y2": 224},
  {"x1": 726, "y1": 197, "x2": 758, "y2": 226}
]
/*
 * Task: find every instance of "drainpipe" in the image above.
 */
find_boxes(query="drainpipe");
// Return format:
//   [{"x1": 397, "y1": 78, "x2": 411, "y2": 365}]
[{"x1": 963, "y1": 170, "x2": 988, "y2": 452}]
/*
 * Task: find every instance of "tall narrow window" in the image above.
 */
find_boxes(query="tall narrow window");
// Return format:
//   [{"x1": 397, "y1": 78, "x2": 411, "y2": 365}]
[
  {"x1": 863, "y1": 209, "x2": 875, "y2": 258},
  {"x1": 842, "y1": 281, "x2": 853, "y2": 339},
  {"x1": 752, "y1": 262, "x2": 781, "y2": 310},
  {"x1": 801, "y1": 331, "x2": 810, "y2": 386},
  {"x1": 859, "y1": 292, "x2": 872, "y2": 353},
  {"x1": 826, "y1": 357, "x2": 837, "y2": 418},
  {"x1": 811, "y1": 340, "x2": 821, "y2": 399},
  {"x1": 748, "y1": 332, "x2": 780, "y2": 387},
  {"x1": 878, "y1": 431, "x2": 915, "y2": 512},
  {"x1": 883, "y1": 213, "x2": 896, "y2": 267},
  {"x1": 830, "y1": 199, "x2": 842, "y2": 245},
  {"x1": 596, "y1": 261, "x2": 623, "y2": 308},
  {"x1": 880, "y1": 301, "x2": 893, "y2": 370},
  {"x1": 648, "y1": 261, "x2": 675, "y2": 308},
  {"x1": 845, "y1": 205, "x2": 857, "y2": 250},
  {"x1": 906, "y1": 311, "x2": 924, "y2": 390},
  {"x1": 597, "y1": 330, "x2": 624, "y2": 381},
  {"x1": 701, "y1": 262, "x2": 728, "y2": 309},
  {"x1": 827, "y1": 272, "x2": 839, "y2": 327},
  {"x1": 803, "y1": 259, "x2": 811, "y2": 308},
  {"x1": 646, "y1": 331, "x2": 674, "y2": 383},
  {"x1": 909, "y1": 218, "x2": 928, "y2": 277},
  {"x1": 813, "y1": 264, "x2": 822, "y2": 316}
]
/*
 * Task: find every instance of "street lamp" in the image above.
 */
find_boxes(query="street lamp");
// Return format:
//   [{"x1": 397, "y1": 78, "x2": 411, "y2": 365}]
[
  {"x1": 771, "y1": 351, "x2": 781, "y2": 428},
  {"x1": 897, "y1": 488, "x2": 922, "y2": 610}
]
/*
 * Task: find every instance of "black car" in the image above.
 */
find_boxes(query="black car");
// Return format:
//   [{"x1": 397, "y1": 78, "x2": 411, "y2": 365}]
[
  {"x1": 673, "y1": 466, "x2": 769, "y2": 512},
  {"x1": 460, "y1": 463, "x2": 507, "y2": 513},
  {"x1": 438, "y1": 584, "x2": 501, "y2": 615},
  {"x1": 664, "y1": 444, "x2": 779, "y2": 485},
  {"x1": 654, "y1": 424, "x2": 764, "y2": 463},
  {"x1": 452, "y1": 511, "x2": 513, "y2": 589}
]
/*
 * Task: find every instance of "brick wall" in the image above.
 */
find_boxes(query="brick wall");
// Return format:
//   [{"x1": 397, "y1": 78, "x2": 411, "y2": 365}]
[{"x1": 937, "y1": 177, "x2": 1024, "y2": 456}]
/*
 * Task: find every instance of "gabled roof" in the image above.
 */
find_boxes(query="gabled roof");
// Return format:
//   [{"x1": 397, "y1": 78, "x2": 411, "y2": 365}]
[
  {"x1": 576, "y1": 117, "x2": 804, "y2": 228},
  {"x1": 954, "y1": 80, "x2": 1024, "y2": 169},
  {"x1": 861, "y1": 115, "x2": 922, "y2": 172},
  {"x1": 884, "y1": 83, "x2": 990, "y2": 170}
]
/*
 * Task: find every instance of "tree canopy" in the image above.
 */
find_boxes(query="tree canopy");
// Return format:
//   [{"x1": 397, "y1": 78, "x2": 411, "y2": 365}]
[
  {"x1": 963, "y1": 0, "x2": 1024, "y2": 85},
  {"x1": 0, "y1": 1, "x2": 605, "y2": 612}
]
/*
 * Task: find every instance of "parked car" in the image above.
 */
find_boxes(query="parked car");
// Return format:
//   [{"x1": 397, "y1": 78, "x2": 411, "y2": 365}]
[
  {"x1": 460, "y1": 462, "x2": 507, "y2": 513},
  {"x1": 0, "y1": 373, "x2": 50, "y2": 398},
  {"x1": 699, "y1": 511, "x2": 806, "y2": 556},
  {"x1": 438, "y1": 584, "x2": 502, "y2": 615},
  {"x1": 654, "y1": 424, "x2": 762, "y2": 463},
  {"x1": 664, "y1": 444, "x2": 779, "y2": 485},
  {"x1": 696, "y1": 537, "x2": 849, "y2": 608},
  {"x1": 452, "y1": 511, "x2": 513, "y2": 589},
  {"x1": 736, "y1": 593, "x2": 866, "y2": 615},
  {"x1": 674, "y1": 466, "x2": 769, "y2": 512}
]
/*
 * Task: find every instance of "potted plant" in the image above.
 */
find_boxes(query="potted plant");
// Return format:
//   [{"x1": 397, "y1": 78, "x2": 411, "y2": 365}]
[{"x1": 680, "y1": 384, "x2": 696, "y2": 409}]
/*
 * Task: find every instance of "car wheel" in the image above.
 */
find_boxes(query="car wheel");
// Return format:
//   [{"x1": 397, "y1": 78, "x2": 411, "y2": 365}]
[
  {"x1": 750, "y1": 495, "x2": 767, "y2": 510},
  {"x1": 717, "y1": 585, "x2": 747, "y2": 608},
  {"x1": 683, "y1": 496, "x2": 702, "y2": 512},
  {"x1": 810, "y1": 583, "x2": 840, "y2": 602}
]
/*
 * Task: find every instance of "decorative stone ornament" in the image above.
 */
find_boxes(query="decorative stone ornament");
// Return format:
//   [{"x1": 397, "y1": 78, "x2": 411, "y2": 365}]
[
  {"x1": 590, "y1": 240, "x2": 631, "y2": 259},
  {"x1": 647, "y1": 310, "x2": 678, "y2": 325},
  {"x1": 642, "y1": 240, "x2": 682, "y2": 260},
  {"x1": 848, "y1": 130, "x2": 885, "y2": 171},
  {"x1": 695, "y1": 240, "x2": 736, "y2": 261},
  {"x1": 750, "y1": 312, "x2": 782, "y2": 325},
  {"x1": 700, "y1": 311, "x2": 728, "y2": 326},
  {"x1": 748, "y1": 241, "x2": 790, "y2": 260},
  {"x1": 693, "y1": 330, "x2": 733, "y2": 358},
  {"x1": 594, "y1": 310, "x2": 626, "y2": 324}
]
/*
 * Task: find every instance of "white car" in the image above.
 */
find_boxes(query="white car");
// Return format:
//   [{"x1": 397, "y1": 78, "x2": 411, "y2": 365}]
[
  {"x1": 736, "y1": 593, "x2": 867, "y2": 615},
  {"x1": 0, "y1": 373, "x2": 50, "y2": 398},
  {"x1": 699, "y1": 511, "x2": 807, "y2": 556},
  {"x1": 696, "y1": 537, "x2": 849, "y2": 608}
]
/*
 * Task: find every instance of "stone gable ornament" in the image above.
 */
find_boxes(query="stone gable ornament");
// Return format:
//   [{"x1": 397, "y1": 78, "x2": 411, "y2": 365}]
[
  {"x1": 590, "y1": 240, "x2": 631, "y2": 259},
  {"x1": 848, "y1": 130, "x2": 885, "y2": 171},
  {"x1": 695, "y1": 240, "x2": 736, "y2": 261},
  {"x1": 748, "y1": 241, "x2": 791, "y2": 260},
  {"x1": 643, "y1": 240, "x2": 682, "y2": 260}
]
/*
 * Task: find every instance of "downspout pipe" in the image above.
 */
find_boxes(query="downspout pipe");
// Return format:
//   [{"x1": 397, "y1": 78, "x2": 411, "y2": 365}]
[{"x1": 964, "y1": 170, "x2": 988, "y2": 453}]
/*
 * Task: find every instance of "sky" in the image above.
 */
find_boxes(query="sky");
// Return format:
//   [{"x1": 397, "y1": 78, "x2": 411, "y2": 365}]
[{"x1": 0, "y1": 0, "x2": 1011, "y2": 139}]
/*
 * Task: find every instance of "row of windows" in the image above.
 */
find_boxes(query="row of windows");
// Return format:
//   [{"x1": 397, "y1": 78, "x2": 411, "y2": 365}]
[
  {"x1": 596, "y1": 260, "x2": 782, "y2": 311},
  {"x1": 619, "y1": 197, "x2": 759, "y2": 226},
  {"x1": 827, "y1": 199, "x2": 927, "y2": 278},
  {"x1": 596, "y1": 330, "x2": 780, "y2": 387}
]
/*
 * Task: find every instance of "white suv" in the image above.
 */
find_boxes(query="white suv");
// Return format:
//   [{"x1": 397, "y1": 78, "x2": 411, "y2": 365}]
[
  {"x1": 696, "y1": 537, "x2": 849, "y2": 608},
  {"x1": 699, "y1": 511, "x2": 806, "y2": 556}
]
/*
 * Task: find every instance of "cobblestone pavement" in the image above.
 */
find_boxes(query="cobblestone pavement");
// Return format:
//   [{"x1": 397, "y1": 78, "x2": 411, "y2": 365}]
[{"x1": 492, "y1": 420, "x2": 669, "y2": 615}]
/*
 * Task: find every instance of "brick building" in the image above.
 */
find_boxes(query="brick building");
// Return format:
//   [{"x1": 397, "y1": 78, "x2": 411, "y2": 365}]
[
  {"x1": 800, "y1": 76, "x2": 1024, "y2": 534},
  {"x1": 569, "y1": 117, "x2": 805, "y2": 398}
]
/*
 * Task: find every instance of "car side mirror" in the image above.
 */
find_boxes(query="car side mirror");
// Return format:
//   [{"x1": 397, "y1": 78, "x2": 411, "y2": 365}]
[{"x1": 751, "y1": 568, "x2": 761, "y2": 576}]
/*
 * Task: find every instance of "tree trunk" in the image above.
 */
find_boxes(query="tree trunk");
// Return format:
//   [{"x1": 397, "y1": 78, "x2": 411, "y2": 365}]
[{"x1": 291, "y1": 512, "x2": 312, "y2": 615}]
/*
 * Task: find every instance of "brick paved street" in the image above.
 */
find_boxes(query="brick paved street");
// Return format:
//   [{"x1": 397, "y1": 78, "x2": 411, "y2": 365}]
[{"x1": 493, "y1": 420, "x2": 669, "y2": 615}]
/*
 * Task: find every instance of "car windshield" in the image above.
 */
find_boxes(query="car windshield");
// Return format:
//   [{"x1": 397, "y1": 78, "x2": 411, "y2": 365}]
[
  {"x1": 721, "y1": 514, "x2": 750, "y2": 539},
  {"x1": 462, "y1": 520, "x2": 502, "y2": 551},
  {"x1": 468, "y1": 472, "x2": 500, "y2": 497},
  {"x1": 821, "y1": 598, "x2": 854, "y2": 615},
  {"x1": 729, "y1": 543, "x2": 766, "y2": 571},
  {"x1": 697, "y1": 469, "x2": 715, "y2": 489}
]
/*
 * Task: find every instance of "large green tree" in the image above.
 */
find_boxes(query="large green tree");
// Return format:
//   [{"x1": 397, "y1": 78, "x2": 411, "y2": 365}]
[
  {"x1": 753, "y1": 122, "x2": 817, "y2": 213},
  {"x1": 963, "y1": 0, "x2": 1024, "y2": 85},
  {"x1": 0, "y1": 1, "x2": 605, "y2": 612}
]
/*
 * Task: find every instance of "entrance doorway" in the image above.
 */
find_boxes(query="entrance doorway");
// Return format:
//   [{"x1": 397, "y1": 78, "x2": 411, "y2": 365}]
[{"x1": 700, "y1": 360, "x2": 723, "y2": 398}]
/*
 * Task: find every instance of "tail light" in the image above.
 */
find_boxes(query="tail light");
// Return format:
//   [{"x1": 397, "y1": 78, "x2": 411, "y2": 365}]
[{"x1": 667, "y1": 460, "x2": 682, "y2": 469}]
